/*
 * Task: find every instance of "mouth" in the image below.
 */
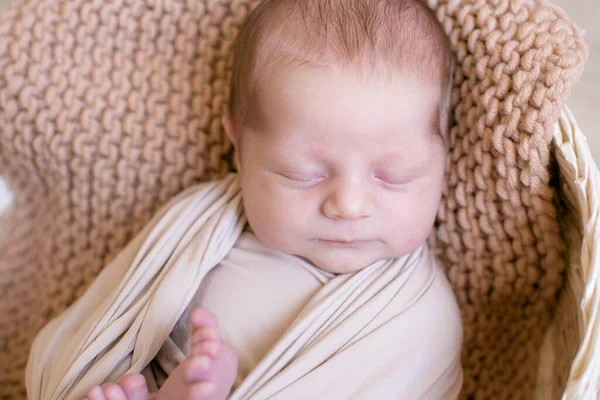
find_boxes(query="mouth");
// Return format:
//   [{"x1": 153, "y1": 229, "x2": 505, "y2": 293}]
[{"x1": 314, "y1": 239, "x2": 370, "y2": 247}]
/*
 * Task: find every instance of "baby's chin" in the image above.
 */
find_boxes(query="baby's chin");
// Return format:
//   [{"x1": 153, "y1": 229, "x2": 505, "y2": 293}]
[
  {"x1": 299, "y1": 252, "x2": 387, "y2": 275},
  {"x1": 252, "y1": 232, "x2": 396, "y2": 274}
]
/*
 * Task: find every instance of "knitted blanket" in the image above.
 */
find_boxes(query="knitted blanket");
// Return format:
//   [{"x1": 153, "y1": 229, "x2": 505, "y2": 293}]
[{"x1": 0, "y1": 0, "x2": 587, "y2": 398}]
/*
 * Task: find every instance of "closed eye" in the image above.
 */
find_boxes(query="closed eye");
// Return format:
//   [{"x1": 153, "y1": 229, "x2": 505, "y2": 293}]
[
  {"x1": 280, "y1": 174, "x2": 316, "y2": 182},
  {"x1": 277, "y1": 172, "x2": 325, "y2": 187},
  {"x1": 373, "y1": 174, "x2": 414, "y2": 188}
]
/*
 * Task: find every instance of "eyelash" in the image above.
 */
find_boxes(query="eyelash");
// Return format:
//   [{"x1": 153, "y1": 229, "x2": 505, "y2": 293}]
[
  {"x1": 373, "y1": 175, "x2": 411, "y2": 187},
  {"x1": 279, "y1": 173, "x2": 410, "y2": 190},
  {"x1": 279, "y1": 173, "x2": 325, "y2": 185}
]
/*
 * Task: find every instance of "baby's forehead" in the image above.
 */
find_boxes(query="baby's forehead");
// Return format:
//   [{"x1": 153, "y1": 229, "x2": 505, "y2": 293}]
[
  {"x1": 257, "y1": 65, "x2": 440, "y2": 121},
  {"x1": 230, "y1": 0, "x2": 454, "y2": 138},
  {"x1": 253, "y1": 71, "x2": 440, "y2": 148}
]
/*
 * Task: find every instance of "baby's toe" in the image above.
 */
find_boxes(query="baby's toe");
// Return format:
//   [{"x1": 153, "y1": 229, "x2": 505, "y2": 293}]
[
  {"x1": 183, "y1": 355, "x2": 213, "y2": 384},
  {"x1": 85, "y1": 386, "x2": 107, "y2": 400},
  {"x1": 191, "y1": 339, "x2": 222, "y2": 358},
  {"x1": 187, "y1": 381, "x2": 217, "y2": 398},
  {"x1": 190, "y1": 308, "x2": 219, "y2": 330},
  {"x1": 116, "y1": 374, "x2": 149, "y2": 400},
  {"x1": 101, "y1": 384, "x2": 127, "y2": 400},
  {"x1": 192, "y1": 326, "x2": 222, "y2": 346}
]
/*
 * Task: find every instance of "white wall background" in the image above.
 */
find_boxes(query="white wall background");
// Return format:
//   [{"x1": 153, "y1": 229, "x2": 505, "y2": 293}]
[{"x1": 0, "y1": 0, "x2": 598, "y2": 213}]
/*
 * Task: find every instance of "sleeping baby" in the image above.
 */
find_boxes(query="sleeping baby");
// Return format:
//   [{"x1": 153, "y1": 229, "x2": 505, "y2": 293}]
[{"x1": 29, "y1": 0, "x2": 464, "y2": 399}]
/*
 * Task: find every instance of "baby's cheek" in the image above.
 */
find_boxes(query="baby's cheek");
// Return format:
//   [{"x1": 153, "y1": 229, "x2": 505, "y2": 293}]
[
  {"x1": 387, "y1": 202, "x2": 437, "y2": 254},
  {"x1": 244, "y1": 194, "x2": 303, "y2": 251}
]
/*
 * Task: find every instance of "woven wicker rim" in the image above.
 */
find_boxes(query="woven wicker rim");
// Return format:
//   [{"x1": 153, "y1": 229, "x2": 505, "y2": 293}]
[{"x1": 551, "y1": 106, "x2": 600, "y2": 399}]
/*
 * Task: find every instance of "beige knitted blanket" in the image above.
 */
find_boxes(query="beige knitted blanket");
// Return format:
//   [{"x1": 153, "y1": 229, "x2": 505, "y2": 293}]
[{"x1": 0, "y1": 0, "x2": 587, "y2": 398}]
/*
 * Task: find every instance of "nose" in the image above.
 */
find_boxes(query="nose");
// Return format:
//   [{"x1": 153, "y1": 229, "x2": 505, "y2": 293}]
[{"x1": 321, "y1": 179, "x2": 375, "y2": 220}]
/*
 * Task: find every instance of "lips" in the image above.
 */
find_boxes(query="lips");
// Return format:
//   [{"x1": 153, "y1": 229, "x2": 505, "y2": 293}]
[{"x1": 314, "y1": 239, "x2": 370, "y2": 246}]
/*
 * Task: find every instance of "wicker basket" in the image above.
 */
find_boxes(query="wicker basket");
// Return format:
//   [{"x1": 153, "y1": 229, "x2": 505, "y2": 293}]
[{"x1": 534, "y1": 106, "x2": 600, "y2": 399}]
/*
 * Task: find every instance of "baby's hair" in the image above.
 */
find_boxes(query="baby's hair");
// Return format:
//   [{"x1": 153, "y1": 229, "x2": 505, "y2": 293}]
[{"x1": 228, "y1": 0, "x2": 455, "y2": 139}]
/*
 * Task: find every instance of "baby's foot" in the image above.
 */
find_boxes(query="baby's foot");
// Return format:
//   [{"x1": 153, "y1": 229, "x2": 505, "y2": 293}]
[
  {"x1": 155, "y1": 308, "x2": 238, "y2": 400},
  {"x1": 84, "y1": 373, "x2": 148, "y2": 400},
  {"x1": 83, "y1": 308, "x2": 237, "y2": 400}
]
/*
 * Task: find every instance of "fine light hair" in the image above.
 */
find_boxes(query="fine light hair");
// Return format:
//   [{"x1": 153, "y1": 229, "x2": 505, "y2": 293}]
[{"x1": 228, "y1": 0, "x2": 455, "y2": 139}]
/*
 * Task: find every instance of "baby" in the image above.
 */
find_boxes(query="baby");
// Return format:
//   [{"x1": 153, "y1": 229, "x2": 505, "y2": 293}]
[{"x1": 83, "y1": 0, "x2": 461, "y2": 399}]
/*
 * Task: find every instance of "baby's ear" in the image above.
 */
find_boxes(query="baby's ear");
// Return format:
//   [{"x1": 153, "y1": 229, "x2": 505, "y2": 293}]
[
  {"x1": 222, "y1": 114, "x2": 241, "y2": 171},
  {"x1": 222, "y1": 114, "x2": 237, "y2": 147}
]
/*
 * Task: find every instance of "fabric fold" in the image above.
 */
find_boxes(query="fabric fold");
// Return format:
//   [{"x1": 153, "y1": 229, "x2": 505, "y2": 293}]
[{"x1": 26, "y1": 174, "x2": 246, "y2": 400}]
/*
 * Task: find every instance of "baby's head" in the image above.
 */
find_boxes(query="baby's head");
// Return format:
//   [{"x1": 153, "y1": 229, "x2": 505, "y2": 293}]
[{"x1": 223, "y1": 0, "x2": 455, "y2": 274}]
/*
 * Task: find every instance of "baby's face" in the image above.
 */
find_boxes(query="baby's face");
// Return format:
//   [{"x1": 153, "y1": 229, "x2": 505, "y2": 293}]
[{"x1": 228, "y1": 67, "x2": 446, "y2": 274}]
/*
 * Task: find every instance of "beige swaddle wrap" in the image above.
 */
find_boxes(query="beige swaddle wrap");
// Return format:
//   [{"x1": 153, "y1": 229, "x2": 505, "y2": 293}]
[{"x1": 25, "y1": 174, "x2": 463, "y2": 400}]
